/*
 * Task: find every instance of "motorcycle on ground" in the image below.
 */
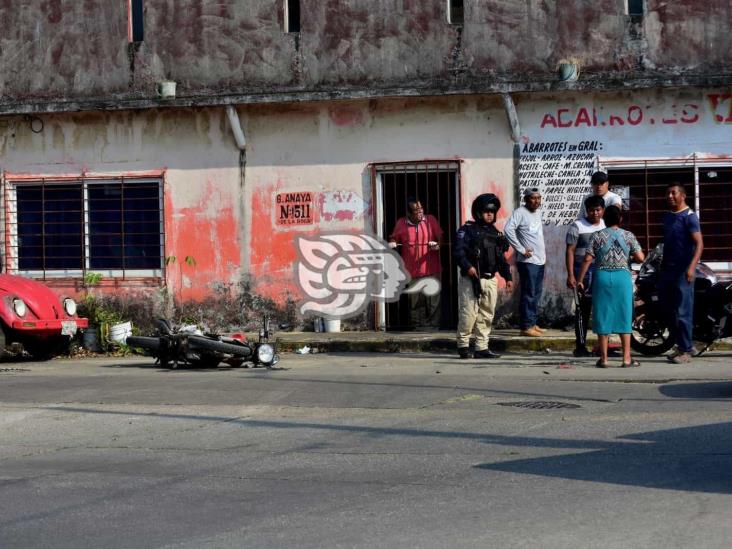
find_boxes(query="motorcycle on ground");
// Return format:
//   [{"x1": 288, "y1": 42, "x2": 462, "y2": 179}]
[
  {"x1": 126, "y1": 317, "x2": 279, "y2": 369},
  {"x1": 631, "y1": 244, "x2": 732, "y2": 356}
]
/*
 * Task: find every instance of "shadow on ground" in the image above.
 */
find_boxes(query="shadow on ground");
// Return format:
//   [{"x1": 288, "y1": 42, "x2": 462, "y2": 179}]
[{"x1": 45, "y1": 405, "x2": 732, "y2": 495}]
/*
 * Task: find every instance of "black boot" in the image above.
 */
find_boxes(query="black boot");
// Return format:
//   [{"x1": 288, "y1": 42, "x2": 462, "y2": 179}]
[
  {"x1": 573, "y1": 347, "x2": 593, "y2": 357},
  {"x1": 474, "y1": 348, "x2": 501, "y2": 359},
  {"x1": 458, "y1": 347, "x2": 472, "y2": 359}
]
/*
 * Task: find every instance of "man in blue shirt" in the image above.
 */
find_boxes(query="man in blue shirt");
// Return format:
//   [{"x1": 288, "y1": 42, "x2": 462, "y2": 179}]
[{"x1": 661, "y1": 183, "x2": 704, "y2": 364}]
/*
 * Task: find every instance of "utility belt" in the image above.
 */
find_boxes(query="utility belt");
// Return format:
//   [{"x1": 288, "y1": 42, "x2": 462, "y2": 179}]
[{"x1": 480, "y1": 272, "x2": 496, "y2": 280}]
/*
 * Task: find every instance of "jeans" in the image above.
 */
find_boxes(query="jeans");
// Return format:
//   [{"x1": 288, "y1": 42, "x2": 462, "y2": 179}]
[
  {"x1": 660, "y1": 271, "x2": 695, "y2": 353},
  {"x1": 517, "y1": 262, "x2": 545, "y2": 330}
]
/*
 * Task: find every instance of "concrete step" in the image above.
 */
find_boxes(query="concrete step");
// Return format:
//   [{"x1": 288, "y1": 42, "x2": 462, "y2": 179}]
[{"x1": 269, "y1": 329, "x2": 732, "y2": 354}]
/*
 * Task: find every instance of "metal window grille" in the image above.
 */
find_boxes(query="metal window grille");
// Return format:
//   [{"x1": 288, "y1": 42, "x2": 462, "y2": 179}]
[
  {"x1": 604, "y1": 158, "x2": 732, "y2": 265},
  {"x1": 128, "y1": 0, "x2": 144, "y2": 42},
  {"x1": 448, "y1": 0, "x2": 464, "y2": 25},
  {"x1": 3, "y1": 177, "x2": 164, "y2": 280}
]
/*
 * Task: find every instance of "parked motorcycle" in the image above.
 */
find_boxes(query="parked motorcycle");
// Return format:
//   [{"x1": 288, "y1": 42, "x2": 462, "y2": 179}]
[
  {"x1": 631, "y1": 244, "x2": 732, "y2": 356},
  {"x1": 126, "y1": 317, "x2": 279, "y2": 369}
]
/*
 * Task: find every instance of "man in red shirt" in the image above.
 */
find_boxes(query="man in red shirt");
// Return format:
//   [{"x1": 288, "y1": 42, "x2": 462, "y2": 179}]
[{"x1": 389, "y1": 198, "x2": 443, "y2": 328}]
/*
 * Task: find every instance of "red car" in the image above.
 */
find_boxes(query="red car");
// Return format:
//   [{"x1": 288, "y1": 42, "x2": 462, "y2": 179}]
[{"x1": 0, "y1": 274, "x2": 89, "y2": 359}]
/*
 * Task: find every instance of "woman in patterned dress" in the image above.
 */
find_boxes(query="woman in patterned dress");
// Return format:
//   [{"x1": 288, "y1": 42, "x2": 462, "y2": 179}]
[{"x1": 577, "y1": 206, "x2": 645, "y2": 368}]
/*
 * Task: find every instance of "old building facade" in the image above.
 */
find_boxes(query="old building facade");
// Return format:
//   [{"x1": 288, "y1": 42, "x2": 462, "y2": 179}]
[{"x1": 1, "y1": 1, "x2": 731, "y2": 328}]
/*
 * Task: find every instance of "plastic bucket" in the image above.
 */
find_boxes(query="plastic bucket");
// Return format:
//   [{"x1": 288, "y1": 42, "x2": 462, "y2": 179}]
[
  {"x1": 82, "y1": 328, "x2": 100, "y2": 352},
  {"x1": 109, "y1": 321, "x2": 133, "y2": 344},
  {"x1": 323, "y1": 319, "x2": 341, "y2": 333}
]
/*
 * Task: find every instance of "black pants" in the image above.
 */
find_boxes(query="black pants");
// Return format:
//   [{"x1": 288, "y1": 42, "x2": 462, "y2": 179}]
[
  {"x1": 575, "y1": 291, "x2": 592, "y2": 349},
  {"x1": 574, "y1": 266, "x2": 593, "y2": 350}
]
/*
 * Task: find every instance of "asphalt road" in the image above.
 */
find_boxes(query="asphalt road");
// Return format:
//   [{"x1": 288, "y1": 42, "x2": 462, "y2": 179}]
[{"x1": 1, "y1": 351, "x2": 732, "y2": 548}]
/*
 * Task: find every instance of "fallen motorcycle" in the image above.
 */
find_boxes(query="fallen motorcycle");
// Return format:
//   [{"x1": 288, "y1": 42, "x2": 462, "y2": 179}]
[
  {"x1": 126, "y1": 317, "x2": 279, "y2": 369},
  {"x1": 631, "y1": 243, "x2": 732, "y2": 356}
]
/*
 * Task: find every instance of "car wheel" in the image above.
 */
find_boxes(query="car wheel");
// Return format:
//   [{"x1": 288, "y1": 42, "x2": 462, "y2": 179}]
[{"x1": 0, "y1": 325, "x2": 7, "y2": 359}]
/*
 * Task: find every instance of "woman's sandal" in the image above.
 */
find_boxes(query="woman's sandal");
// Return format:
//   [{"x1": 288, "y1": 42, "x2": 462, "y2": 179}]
[
  {"x1": 621, "y1": 359, "x2": 641, "y2": 368},
  {"x1": 595, "y1": 359, "x2": 611, "y2": 368}
]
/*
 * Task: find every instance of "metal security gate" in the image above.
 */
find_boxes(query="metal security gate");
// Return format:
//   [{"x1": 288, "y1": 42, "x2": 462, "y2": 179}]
[
  {"x1": 605, "y1": 158, "x2": 732, "y2": 267},
  {"x1": 373, "y1": 162, "x2": 460, "y2": 331}
]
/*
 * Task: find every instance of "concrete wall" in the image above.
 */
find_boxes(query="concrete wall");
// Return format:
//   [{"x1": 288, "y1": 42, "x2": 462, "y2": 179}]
[
  {"x1": 0, "y1": 96, "x2": 516, "y2": 318},
  {"x1": 0, "y1": 107, "x2": 244, "y2": 301},
  {"x1": 516, "y1": 87, "x2": 732, "y2": 317},
  {"x1": 4, "y1": 88, "x2": 728, "y2": 325},
  {"x1": 240, "y1": 95, "x2": 515, "y2": 303},
  {"x1": 2, "y1": 1, "x2": 731, "y2": 109}
]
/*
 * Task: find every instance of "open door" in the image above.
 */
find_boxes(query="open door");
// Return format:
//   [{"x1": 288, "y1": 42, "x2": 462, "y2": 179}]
[{"x1": 373, "y1": 162, "x2": 460, "y2": 331}]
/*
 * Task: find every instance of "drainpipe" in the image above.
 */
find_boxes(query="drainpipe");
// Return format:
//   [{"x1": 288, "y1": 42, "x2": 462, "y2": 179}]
[
  {"x1": 226, "y1": 105, "x2": 249, "y2": 272},
  {"x1": 502, "y1": 94, "x2": 522, "y2": 208}
]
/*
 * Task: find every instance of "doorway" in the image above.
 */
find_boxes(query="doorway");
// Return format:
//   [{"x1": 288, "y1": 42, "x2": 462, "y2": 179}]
[{"x1": 373, "y1": 162, "x2": 461, "y2": 331}]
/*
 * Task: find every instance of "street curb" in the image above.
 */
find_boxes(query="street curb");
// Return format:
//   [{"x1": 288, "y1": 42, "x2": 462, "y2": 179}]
[
  {"x1": 273, "y1": 333, "x2": 732, "y2": 354},
  {"x1": 277, "y1": 335, "x2": 585, "y2": 354}
]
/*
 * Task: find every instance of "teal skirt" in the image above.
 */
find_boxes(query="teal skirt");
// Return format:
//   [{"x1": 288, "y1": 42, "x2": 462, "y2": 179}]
[{"x1": 592, "y1": 269, "x2": 633, "y2": 335}]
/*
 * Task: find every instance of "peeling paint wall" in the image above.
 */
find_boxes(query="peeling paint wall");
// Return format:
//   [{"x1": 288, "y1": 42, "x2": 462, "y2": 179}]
[
  {"x1": 0, "y1": 96, "x2": 516, "y2": 319},
  {"x1": 0, "y1": 107, "x2": 243, "y2": 301},
  {"x1": 2, "y1": 1, "x2": 732, "y2": 107},
  {"x1": 3, "y1": 88, "x2": 728, "y2": 325},
  {"x1": 241, "y1": 96, "x2": 515, "y2": 304}
]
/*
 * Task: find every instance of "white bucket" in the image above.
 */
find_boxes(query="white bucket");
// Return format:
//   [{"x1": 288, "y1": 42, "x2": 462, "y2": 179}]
[
  {"x1": 323, "y1": 319, "x2": 341, "y2": 333},
  {"x1": 109, "y1": 321, "x2": 133, "y2": 344},
  {"x1": 82, "y1": 328, "x2": 100, "y2": 352}
]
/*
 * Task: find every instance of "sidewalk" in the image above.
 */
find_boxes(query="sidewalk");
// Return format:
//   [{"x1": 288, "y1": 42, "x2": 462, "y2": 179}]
[{"x1": 273, "y1": 328, "x2": 732, "y2": 354}]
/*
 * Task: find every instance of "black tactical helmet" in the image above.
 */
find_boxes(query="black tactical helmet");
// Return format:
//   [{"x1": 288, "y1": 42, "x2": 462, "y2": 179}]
[{"x1": 471, "y1": 193, "x2": 501, "y2": 221}]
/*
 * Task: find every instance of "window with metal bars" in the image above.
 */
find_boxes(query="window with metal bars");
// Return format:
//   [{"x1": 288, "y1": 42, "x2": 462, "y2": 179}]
[
  {"x1": 284, "y1": 0, "x2": 300, "y2": 33},
  {"x1": 4, "y1": 178, "x2": 164, "y2": 277},
  {"x1": 128, "y1": 0, "x2": 144, "y2": 42},
  {"x1": 605, "y1": 163, "x2": 732, "y2": 266},
  {"x1": 447, "y1": 0, "x2": 464, "y2": 25}
]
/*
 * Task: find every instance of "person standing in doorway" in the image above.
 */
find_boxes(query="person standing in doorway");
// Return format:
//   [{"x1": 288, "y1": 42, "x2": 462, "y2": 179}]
[
  {"x1": 389, "y1": 198, "x2": 443, "y2": 328},
  {"x1": 578, "y1": 171, "x2": 623, "y2": 219},
  {"x1": 504, "y1": 187, "x2": 546, "y2": 337},
  {"x1": 566, "y1": 195, "x2": 606, "y2": 357},
  {"x1": 660, "y1": 183, "x2": 704, "y2": 364},
  {"x1": 454, "y1": 194, "x2": 513, "y2": 359}
]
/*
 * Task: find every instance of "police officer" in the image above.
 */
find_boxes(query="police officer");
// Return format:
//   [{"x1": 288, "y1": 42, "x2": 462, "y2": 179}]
[{"x1": 454, "y1": 194, "x2": 514, "y2": 359}]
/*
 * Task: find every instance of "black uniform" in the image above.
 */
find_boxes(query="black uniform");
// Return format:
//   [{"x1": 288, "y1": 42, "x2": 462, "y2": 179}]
[
  {"x1": 455, "y1": 220, "x2": 512, "y2": 292},
  {"x1": 454, "y1": 193, "x2": 512, "y2": 359}
]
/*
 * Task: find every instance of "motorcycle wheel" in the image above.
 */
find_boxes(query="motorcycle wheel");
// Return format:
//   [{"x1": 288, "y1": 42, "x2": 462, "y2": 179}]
[
  {"x1": 126, "y1": 336, "x2": 161, "y2": 352},
  {"x1": 187, "y1": 336, "x2": 253, "y2": 358},
  {"x1": 630, "y1": 303, "x2": 675, "y2": 355}
]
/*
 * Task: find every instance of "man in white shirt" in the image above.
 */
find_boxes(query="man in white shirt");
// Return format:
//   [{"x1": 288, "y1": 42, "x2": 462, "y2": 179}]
[
  {"x1": 504, "y1": 187, "x2": 546, "y2": 337},
  {"x1": 577, "y1": 171, "x2": 622, "y2": 219}
]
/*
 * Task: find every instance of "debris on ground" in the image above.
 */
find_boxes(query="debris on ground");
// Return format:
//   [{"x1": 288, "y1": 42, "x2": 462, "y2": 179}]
[{"x1": 295, "y1": 346, "x2": 311, "y2": 354}]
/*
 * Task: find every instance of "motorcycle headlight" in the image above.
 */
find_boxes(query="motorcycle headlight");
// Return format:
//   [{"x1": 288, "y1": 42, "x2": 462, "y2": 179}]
[
  {"x1": 13, "y1": 298, "x2": 27, "y2": 317},
  {"x1": 63, "y1": 298, "x2": 77, "y2": 316},
  {"x1": 256, "y1": 343, "x2": 275, "y2": 364}
]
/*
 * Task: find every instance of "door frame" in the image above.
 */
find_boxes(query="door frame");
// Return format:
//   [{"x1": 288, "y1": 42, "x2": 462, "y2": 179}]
[{"x1": 370, "y1": 160, "x2": 463, "y2": 331}]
